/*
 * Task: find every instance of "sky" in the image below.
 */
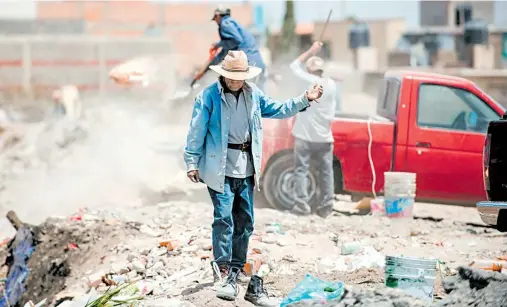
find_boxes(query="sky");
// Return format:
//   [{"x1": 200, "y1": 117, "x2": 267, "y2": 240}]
[
  {"x1": 256, "y1": 1, "x2": 420, "y2": 30},
  {"x1": 1, "y1": 0, "x2": 504, "y2": 29},
  {"x1": 0, "y1": 0, "x2": 420, "y2": 27}
]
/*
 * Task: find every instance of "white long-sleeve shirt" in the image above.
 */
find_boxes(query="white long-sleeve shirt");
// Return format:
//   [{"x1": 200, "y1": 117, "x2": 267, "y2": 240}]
[{"x1": 289, "y1": 59, "x2": 338, "y2": 143}]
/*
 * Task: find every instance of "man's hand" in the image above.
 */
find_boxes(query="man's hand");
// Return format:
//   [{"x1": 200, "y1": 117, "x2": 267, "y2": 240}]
[
  {"x1": 210, "y1": 42, "x2": 217, "y2": 50},
  {"x1": 310, "y1": 41, "x2": 323, "y2": 55},
  {"x1": 187, "y1": 170, "x2": 200, "y2": 183},
  {"x1": 306, "y1": 83, "x2": 324, "y2": 102}
]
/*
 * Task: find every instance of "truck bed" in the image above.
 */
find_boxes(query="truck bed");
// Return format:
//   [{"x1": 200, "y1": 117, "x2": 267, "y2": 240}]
[{"x1": 331, "y1": 116, "x2": 395, "y2": 194}]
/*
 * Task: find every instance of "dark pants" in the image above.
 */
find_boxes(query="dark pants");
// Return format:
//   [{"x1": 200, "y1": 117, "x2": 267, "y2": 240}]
[
  {"x1": 208, "y1": 176, "x2": 255, "y2": 269},
  {"x1": 293, "y1": 137, "x2": 334, "y2": 212}
]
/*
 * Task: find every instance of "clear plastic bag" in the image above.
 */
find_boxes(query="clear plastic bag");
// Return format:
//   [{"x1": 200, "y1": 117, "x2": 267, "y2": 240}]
[{"x1": 280, "y1": 274, "x2": 345, "y2": 307}]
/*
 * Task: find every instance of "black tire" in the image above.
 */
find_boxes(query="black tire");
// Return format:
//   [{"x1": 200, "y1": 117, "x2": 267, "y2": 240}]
[
  {"x1": 333, "y1": 159, "x2": 344, "y2": 195},
  {"x1": 262, "y1": 153, "x2": 320, "y2": 211}
]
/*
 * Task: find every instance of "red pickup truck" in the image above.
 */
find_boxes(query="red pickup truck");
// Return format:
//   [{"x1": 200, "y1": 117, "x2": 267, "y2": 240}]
[{"x1": 259, "y1": 70, "x2": 505, "y2": 210}]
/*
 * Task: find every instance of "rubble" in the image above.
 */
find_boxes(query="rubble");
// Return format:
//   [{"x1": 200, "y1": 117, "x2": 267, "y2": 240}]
[{"x1": 1, "y1": 197, "x2": 507, "y2": 307}]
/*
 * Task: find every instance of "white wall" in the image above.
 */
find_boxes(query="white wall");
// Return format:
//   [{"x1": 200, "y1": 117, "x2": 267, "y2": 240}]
[
  {"x1": 0, "y1": 1, "x2": 36, "y2": 19},
  {"x1": 494, "y1": 0, "x2": 507, "y2": 26}
]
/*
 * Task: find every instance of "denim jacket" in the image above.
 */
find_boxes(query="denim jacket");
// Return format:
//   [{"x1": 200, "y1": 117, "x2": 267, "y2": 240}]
[
  {"x1": 210, "y1": 16, "x2": 266, "y2": 70},
  {"x1": 184, "y1": 80, "x2": 310, "y2": 193}
]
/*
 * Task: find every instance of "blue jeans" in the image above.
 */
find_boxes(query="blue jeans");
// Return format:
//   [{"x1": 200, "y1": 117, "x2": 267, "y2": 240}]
[{"x1": 207, "y1": 176, "x2": 255, "y2": 269}]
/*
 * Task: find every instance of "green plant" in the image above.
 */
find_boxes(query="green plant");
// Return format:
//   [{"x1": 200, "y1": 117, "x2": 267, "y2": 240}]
[{"x1": 85, "y1": 283, "x2": 142, "y2": 307}]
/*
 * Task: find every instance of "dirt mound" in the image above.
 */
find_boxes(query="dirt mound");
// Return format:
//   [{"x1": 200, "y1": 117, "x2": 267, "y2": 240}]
[{"x1": 2, "y1": 215, "x2": 137, "y2": 306}]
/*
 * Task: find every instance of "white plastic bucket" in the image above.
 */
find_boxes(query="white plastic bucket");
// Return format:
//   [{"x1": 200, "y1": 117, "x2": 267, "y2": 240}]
[
  {"x1": 385, "y1": 256, "x2": 437, "y2": 301},
  {"x1": 384, "y1": 172, "x2": 416, "y2": 218}
]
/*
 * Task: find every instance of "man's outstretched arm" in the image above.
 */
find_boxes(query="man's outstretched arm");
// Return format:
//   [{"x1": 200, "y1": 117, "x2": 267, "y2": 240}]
[{"x1": 258, "y1": 84, "x2": 323, "y2": 119}]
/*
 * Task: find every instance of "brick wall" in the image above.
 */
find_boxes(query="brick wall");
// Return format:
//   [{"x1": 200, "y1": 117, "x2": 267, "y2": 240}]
[
  {"x1": 34, "y1": 1, "x2": 254, "y2": 75},
  {"x1": 36, "y1": 1, "x2": 253, "y2": 28}
]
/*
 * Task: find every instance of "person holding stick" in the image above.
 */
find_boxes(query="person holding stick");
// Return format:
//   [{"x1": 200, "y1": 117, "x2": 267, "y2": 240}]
[{"x1": 289, "y1": 41, "x2": 339, "y2": 218}]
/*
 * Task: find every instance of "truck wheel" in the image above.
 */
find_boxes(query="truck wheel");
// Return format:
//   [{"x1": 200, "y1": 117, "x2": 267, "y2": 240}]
[
  {"x1": 262, "y1": 154, "x2": 320, "y2": 211},
  {"x1": 497, "y1": 209, "x2": 507, "y2": 232}
]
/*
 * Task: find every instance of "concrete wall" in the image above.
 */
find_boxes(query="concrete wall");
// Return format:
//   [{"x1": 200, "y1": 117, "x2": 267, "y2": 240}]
[
  {"x1": 420, "y1": 0, "x2": 449, "y2": 26},
  {"x1": 420, "y1": 0, "x2": 497, "y2": 27},
  {"x1": 0, "y1": 36, "x2": 176, "y2": 98},
  {"x1": 313, "y1": 18, "x2": 407, "y2": 69}
]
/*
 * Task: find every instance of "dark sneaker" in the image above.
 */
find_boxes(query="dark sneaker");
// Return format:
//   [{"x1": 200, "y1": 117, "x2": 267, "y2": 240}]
[
  {"x1": 316, "y1": 204, "x2": 334, "y2": 218},
  {"x1": 244, "y1": 275, "x2": 279, "y2": 306},
  {"x1": 216, "y1": 267, "x2": 241, "y2": 301},
  {"x1": 211, "y1": 261, "x2": 229, "y2": 285}
]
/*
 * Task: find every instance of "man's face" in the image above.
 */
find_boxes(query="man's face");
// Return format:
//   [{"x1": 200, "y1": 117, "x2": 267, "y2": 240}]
[
  {"x1": 213, "y1": 15, "x2": 222, "y2": 24},
  {"x1": 307, "y1": 68, "x2": 324, "y2": 77},
  {"x1": 224, "y1": 78, "x2": 244, "y2": 91}
]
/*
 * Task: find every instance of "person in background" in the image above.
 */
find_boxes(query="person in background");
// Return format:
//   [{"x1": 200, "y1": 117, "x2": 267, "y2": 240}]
[
  {"x1": 50, "y1": 85, "x2": 86, "y2": 149},
  {"x1": 52, "y1": 85, "x2": 82, "y2": 122},
  {"x1": 184, "y1": 50, "x2": 323, "y2": 306},
  {"x1": 209, "y1": 6, "x2": 268, "y2": 91},
  {"x1": 289, "y1": 41, "x2": 340, "y2": 218}
]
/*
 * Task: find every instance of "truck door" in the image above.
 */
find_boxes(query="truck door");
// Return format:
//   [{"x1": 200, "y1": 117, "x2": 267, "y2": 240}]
[{"x1": 405, "y1": 81, "x2": 500, "y2": 203}]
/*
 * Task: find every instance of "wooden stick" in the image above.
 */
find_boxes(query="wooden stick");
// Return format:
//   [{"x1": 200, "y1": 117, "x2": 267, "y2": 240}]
[
  {"x1": 6, "y1": 210, "x2": 23, "y2": 230},
  {"x1": 318, "y1": 9, "x2": 333, "y2": 42}
]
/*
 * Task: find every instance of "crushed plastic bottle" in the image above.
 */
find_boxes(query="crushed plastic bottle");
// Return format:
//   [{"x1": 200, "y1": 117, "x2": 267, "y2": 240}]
[
  {"x1": 265, "y1": 222, "x2": 284, "y2": 234},
  {"x1": 280, "y1": 274, "x2": 345, "y2": 307}
]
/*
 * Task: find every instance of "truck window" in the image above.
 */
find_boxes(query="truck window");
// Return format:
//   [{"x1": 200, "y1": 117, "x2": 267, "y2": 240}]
[
  {"x1": 377, "y1": 77, "x2": 401, "y2": 121},
  {"x1": 417, "y1": 83, "x2": 499, "y2": 133}
]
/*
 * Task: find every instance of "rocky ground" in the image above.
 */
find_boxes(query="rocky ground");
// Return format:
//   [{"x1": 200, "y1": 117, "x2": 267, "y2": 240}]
[
  {"x1": 0, "y1": 90, "x2": 505, "y2": 306},
  {"x1": 2, "y1": 195, "x2": 506, "y2": 306}
]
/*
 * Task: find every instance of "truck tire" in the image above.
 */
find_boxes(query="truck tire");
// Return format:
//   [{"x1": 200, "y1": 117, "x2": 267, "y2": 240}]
[
  {"x1": 333, "y1": 159, "x2": 344, "y2": 195},
  {"x1": 262, "y1": 153, "x2": 320, "y2": 211}
]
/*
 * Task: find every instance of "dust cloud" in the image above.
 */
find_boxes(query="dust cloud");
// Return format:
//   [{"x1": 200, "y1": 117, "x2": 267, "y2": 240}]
[{"x1": 0, "y1": 95, "x2": 192, "y2": 238}]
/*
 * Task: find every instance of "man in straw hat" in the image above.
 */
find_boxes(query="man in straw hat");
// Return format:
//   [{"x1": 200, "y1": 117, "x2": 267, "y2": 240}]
[
  {"x1": 184, "y1": 50, "x2": 323, "y2": 306},
  {"x1": 209, "y1": 6, "x2": 268, "y2": 91},
  {"x1": 289, "y1": 41, "x2": 341, "y2": 218}
]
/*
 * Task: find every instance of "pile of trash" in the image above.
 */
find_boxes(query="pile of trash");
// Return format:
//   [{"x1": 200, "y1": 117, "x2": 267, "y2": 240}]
[{"x1": 286, "y1": 266, "x2": 507, "y2": 307}]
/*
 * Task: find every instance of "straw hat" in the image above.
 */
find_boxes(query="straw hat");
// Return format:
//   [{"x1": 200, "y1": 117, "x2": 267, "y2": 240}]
[
  {"x1": 209, "y1": 50, "x2": 262, "y2": 81},
  {"x1": 306, "y1": 56, "x2": 325, "y2": 72}
]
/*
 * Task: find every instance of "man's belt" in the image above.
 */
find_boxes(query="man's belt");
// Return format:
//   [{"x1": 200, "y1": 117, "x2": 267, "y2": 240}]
[{"x1": 227, "y1": 142, "x2": 251, "y2": 152}]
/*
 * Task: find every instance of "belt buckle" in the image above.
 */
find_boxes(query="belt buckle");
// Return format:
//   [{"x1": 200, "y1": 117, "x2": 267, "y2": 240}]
[{"x1": 240, "y1": 143, "x2": 248, "y2": 152}]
